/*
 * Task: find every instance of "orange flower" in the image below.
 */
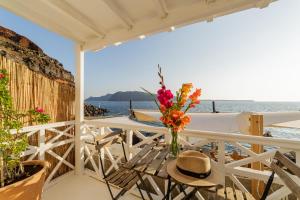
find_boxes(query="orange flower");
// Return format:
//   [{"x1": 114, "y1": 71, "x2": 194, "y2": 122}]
[
  {"x1": 178, "y1": 83, "x2": 193, "y2": 107},
  {"x1": 160, "y1": 105, "x2": 166, "y2": 113},
  {"x1": 189, "y1": 88, "x2": 201, "y2": 103},
  {"x1": 182, "y1": 83, "x2": 193, "y2": 93},
  {"x1": 182, "y1": 116, "x2": 191, "y2": 124},
  {"x1": 171, "y1": 110, "x2": 184, "y2": 121}
]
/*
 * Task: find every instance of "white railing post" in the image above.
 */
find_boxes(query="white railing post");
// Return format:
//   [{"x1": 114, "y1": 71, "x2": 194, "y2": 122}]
[
  {"x1": 38, "y1": 129, "x2": 45, "y2": 160},
  {"x1": 75, "y1": 43, "x2": 85, "y2": 175},
  {"x1": 126, "y1": 130, "x2": 133, "y2": 160},
  {"x1": 83, "y1": 120, "x2": 300, "y2": 199},
  {"x1": 296, "y1": 150, "x2": 300, "y2": 167},
  {"x1": 100, "y1": 126, "x2": 105, "y2": 176},
  {"x1": 19, "y1": 121, "x2": 76, "y2": 187}
]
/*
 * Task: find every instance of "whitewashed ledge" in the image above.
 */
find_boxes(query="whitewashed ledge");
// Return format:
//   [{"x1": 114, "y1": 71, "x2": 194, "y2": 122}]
[
  {"x1": 86, "y1": 116, "x2": 155, "y2": 127},
  {"x1": 84, "y1": 116, "x2": 162, "y2": 134},
  {"x1": 85, "y1": 111, "x2": 300, "y2": 134},
  {"x1": 132, "y1": 110, "x2": 300, "y2": 132}
]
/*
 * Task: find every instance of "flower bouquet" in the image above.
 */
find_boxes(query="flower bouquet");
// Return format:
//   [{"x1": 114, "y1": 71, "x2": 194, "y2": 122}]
[{"x1": 143, "y1": 66, "x2": 201, "y2": 157}]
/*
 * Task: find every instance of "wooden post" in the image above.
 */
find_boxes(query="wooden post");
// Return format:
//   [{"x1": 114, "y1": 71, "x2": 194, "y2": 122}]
[
  {"x1": 75, "y1": 43, "x2": 85, "y2": 175},
  {"x1": 250, "y1": 114, "x2": 264, "y2": 199},
  {"x1": 218, "y1": 141, "x2": 226, "y2": 186},
  {"x1": 126, "y1": 130, "x2": 133, "y2": 160}
]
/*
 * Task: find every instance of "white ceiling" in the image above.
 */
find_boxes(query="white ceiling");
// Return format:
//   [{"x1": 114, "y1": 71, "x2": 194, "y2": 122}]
[{"x1": 0, "y1": 0, "x2": 276, "y2": 51}]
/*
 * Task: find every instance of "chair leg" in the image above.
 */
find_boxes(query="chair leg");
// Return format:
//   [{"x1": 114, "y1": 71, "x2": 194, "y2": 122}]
[
  {"x1": 114, "y1": 188, "x2": 127, "y2": 200},
  {"x1": 98, "y1": 139, "x2": 148, "y2": 200},
  {"x1": 98, "y1": 147, "x2": 117, "y2": 200},
  {"x1": 136, "y1": 182, "x2": 146, "y2": 200},
  {"x1": 105, "y1": 180, "x2": 116, "y2": 200},
  {"x1": 121, "y1": 140, "x2": 128, "y2": 162},
  {"x1": 137, "y1": 173, "x2": 153, "y2": 200}
]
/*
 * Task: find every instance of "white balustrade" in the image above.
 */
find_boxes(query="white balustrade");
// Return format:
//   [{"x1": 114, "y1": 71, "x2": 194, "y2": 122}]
[
  {"x1": 83, "y1": 120, "x2": 300, "y2": 199},
  {"x1": 17, "y1": 121, "x2": 76, "y2": 188},
  {"x1": 15, "y1": 119, "x2": 300, "y2": 199}
]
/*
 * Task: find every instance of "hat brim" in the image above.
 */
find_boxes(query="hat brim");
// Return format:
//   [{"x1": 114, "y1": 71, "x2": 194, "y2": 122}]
[{"x1": 167, "y1": 160, "x2": 218, "y2": 187}]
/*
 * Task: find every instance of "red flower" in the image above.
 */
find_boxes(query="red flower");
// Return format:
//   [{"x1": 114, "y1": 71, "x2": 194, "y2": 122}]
[
  {"x1": 0, "y1": 73, "x2": 5, "y2": 79},
  {"x1": 35, "y1": 107, "x2": 44, "y2": 113}
]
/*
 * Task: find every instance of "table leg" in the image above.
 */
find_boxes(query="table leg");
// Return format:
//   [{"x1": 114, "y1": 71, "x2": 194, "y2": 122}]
[
  {"x1": 162, "y1": 177, "x2": 172, "y2": 200},
  {"x1": 179, "y1": 184, "x2": 188, "y2": 196},
  {"x1": 182, "y1": 187, "x2": 197, "y2": 200}
]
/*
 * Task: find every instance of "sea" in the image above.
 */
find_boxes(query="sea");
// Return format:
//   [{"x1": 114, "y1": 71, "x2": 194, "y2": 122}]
[{"x1": 85, "y1": 100, "x2": 300, "y2": 140}]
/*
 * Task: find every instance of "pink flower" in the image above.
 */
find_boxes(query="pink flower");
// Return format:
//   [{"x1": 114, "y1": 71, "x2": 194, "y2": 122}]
[
  {"x1": 0, "y1": 73, "x2": 5, "y2": 79},
  {"x1": 165, "y1": 90, "x2": 173, "y2": 99},
  {"x1": 157, "y1": 89, "x2": 164, "y2": 95},
  {"x1": 35, "y1": 107, "x2": 44, "y2": 113},
  {"x1": 157, "y1": 86, "x2": 174, "y2": 108},
  {"x1": 166, "y1": 101, "x2": 173, "y2": 108}
]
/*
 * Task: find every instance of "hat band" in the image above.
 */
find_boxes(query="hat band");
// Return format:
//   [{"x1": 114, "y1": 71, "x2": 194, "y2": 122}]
[{"x1": 176, "y1": 166, "x2": 211, "y2": 179}]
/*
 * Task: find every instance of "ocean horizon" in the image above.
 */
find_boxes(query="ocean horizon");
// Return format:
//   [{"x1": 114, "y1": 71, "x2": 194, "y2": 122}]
[
  {"x1": 85, "y1": 100, "x2": 300, "y2": 116},
  {"x1": 85, "y1": 100, "x2": 300, "y2": 140}
]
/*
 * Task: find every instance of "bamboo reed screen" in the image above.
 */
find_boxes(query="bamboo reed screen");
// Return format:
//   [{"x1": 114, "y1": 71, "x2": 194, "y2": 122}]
[
  {"x1": 0, "y1": 55, "x2": 75, "y2": 122},
  {"x1": 0, "y1": 55, "x2": 75, "y2": 179}
]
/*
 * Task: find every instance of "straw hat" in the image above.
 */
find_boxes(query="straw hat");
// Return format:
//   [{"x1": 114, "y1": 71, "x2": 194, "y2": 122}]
[{"x1": 167, "y1": 150, "x2": 217, "y2": 187}]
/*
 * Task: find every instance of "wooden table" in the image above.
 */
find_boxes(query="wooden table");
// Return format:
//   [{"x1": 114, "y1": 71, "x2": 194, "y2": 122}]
[{"x1": 105, "y1": 142, "x2": 220, "y2": 200}]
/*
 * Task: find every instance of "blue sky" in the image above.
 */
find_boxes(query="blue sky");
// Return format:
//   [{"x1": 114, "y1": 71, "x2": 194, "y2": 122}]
[{"x1": 0, "y1": 0, "x2": 300, "y2": 101}]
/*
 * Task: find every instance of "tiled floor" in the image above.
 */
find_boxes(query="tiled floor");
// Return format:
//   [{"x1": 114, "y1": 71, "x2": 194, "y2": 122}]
[{"x1": 43, "y1": 174, "x2": 141, "y2": 200}]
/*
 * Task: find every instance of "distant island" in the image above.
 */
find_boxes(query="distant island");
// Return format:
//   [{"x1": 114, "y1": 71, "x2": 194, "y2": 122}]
[
  {"x1": 85, "y1": 91, "x2": 255, "y2": 102},
  {"x1": 85, "y1": 91, "x2": 155, "y2": 101}
]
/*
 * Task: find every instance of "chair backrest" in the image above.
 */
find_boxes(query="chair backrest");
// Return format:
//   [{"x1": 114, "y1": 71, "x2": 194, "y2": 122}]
[
  {"x1": 270, "y1": 151, "x2": 300, "y2": 199},
  {"x1": 95, "y1": 129, "x2": 128, "y2": 179},
  {"x1": 95, "y1": 129, "x2": 124, "y2": 151}
]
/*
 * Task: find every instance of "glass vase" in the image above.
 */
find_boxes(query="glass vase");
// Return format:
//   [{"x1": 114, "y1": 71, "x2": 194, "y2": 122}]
[{"x1": 169, "y1": 129, "x2": 179, "y2": 158}]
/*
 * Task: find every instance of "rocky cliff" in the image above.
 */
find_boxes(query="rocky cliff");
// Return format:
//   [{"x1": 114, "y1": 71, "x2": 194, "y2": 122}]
[{"x1": 0, "y1": 26, "x2": 74, "y2": 85}]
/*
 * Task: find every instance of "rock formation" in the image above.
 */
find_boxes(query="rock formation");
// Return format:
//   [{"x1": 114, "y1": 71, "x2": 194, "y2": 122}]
[
  {"x1": 84, "y1": 104, "x2": 108, "y2": 117},
  {"x1": 0, "y1": 26, "x2": 74, "y2": 85}
]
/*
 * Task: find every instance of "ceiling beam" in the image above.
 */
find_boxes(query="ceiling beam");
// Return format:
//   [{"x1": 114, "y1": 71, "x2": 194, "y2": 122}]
[
  {"x1": 0, "y1": 0, "x2": 84, "y2": 43},
  {"x1": 152, "y1": 0, "x2": 168, "y2": 19},
  {"x1": 43, "y1": 0, "x2": 106, "y2": 37},
  {"x1": 83, "y1": 0, "x2": 277, "y2": 51},
  {"x1": 255, "y1": 0, "x2": 272, "y2": 8},
  {"x1": 101, "y1": 0, "x2": 134, "y2": 30}
]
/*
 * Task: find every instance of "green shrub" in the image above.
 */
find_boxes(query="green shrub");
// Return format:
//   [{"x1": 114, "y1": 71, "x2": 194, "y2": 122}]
[{"x1": 0, "y1": 69, "x2": 50, "y2": 187}]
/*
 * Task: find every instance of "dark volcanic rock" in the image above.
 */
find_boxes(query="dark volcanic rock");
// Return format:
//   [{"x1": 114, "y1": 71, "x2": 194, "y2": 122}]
[
  {"x1": 0, "y1": 26, "x2": 74, "y2": 85},
  {"x1": 84, "y1": 104, "x2": 108, "y2": 117}
]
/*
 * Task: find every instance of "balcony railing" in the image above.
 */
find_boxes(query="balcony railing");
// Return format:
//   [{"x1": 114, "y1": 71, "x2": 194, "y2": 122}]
[
  {"x1": 19, "y1": 121, "x2": 76, "y2": 189},
  {"x1": 83, "y1": 119, "x2": 300, "y2": 200},
  {"x1": 18, "y1": 118, "x2": 300, "y2": 199}
]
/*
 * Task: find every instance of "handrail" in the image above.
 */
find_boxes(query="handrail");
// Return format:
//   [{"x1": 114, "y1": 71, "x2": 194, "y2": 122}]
[
  {"x1": 84, "y1": 120, "x2": 300, "y2": 150},
  {"x1": 10, "y1": 120, "x2": 75, "y2": 134},
  {"x1": 14, "y1": 120, "x2": 76, "y2": 188},
  {"x1": 83, "y1": 119, "x2": 300, "y2": 199}
]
